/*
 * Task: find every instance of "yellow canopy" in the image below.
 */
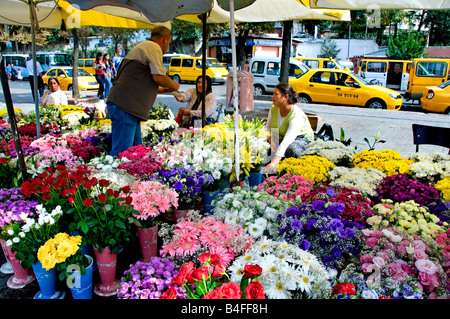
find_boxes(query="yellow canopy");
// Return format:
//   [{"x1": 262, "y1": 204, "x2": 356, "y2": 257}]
[{"x1": 0, "y1": 0, "x2": 166, "y2": 29}]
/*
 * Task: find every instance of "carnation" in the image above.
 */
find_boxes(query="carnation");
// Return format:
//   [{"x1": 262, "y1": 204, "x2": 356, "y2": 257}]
[{"x1": 257, "y1": 174, "x2": 313, "y2": 201}]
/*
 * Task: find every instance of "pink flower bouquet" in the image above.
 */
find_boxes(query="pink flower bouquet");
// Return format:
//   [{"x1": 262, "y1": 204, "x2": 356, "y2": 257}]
[
  {"x1": 359, "y1": 228, "x2": 449, "y2": 298},
  {"x1": 257, "y1": 174, "x2": 312, "y2": 201},
  {"x1": 129, "y1": 180, "x2": 179, "y2": 228},
  {"x1": 160, "y1": 216, "x2": 253, "y2": 266}
]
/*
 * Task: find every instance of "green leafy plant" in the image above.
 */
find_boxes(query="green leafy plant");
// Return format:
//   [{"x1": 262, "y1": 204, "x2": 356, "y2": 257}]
[{"x1": 363, "y1": 131, "x2": 386, "y2": 150}]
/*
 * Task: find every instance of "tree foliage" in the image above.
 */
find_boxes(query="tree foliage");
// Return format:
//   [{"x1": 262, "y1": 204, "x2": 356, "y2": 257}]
[{"x1": 386, "y1": 31, "x2": 426, "y2": 60}]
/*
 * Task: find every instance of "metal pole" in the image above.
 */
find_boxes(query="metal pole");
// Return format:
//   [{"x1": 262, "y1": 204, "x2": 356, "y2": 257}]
[
  {"x1": 29, "y1": 0, "x2": 40, "y2": 138},
  {"x1": 201, "y1": 13, "x2": 207, "y2": 128},
  {"x1": 229, "y1": 0, "x2": 240, "y2": 181},
  {"x1": 0, "y1": 58, "x2": 29, "y2": 182}
]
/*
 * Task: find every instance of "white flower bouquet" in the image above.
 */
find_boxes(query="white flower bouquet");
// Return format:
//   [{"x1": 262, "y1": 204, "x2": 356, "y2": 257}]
[
  {"x1": 303, "y1": 139, "x2": 356, "y2": 166},
  {"x1": 328, "y1": 166, "x2": 385, "y2": 197},
  {"x1": 228, "y1": 237, "x2": 332, "y2": 299},
  {"x1": 212, "y1": 187, "x2": 298, "y2": 238}
]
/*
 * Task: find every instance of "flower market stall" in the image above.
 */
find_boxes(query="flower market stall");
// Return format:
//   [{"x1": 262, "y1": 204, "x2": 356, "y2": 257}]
[{"x1": 0, "y1": 101, "x2": 449, "y2": 301}]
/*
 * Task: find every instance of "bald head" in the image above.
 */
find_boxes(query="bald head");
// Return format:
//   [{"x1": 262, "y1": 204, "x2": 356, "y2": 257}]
[{"x1": 151, "y1": 26, "x2": 171, "y2": 39}]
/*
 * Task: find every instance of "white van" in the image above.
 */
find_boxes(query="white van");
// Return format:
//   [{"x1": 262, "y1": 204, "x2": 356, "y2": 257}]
[{"x1": 249, "y1": 56, "x2": 309, "y2": 95}]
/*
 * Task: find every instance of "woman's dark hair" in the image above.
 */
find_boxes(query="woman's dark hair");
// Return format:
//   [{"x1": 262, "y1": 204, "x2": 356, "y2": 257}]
[
  {"x1": 48, "y1": 76, "x2": 60, "y2": 86},
  {"x1": 95, "y1": 52, "x2": 103, "y2": 63},
  {"x1": 191, "y1": 75, "x2": 213, "y2": 111},
  {"x1": 275, "y1": 82, "x2": 298, "y2": 104},
  {"x1": 196, "y1": 75, "x2": 212, "y2": 95}
]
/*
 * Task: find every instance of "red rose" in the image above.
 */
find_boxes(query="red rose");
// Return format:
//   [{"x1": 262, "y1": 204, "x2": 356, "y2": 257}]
[
  {"x1": 68, "y1": 196, "x2": 75, "y2": 204},
  {"x1": 192, "y1": 266, "x2": 209, "y2": 282},
  {"x1": 90, "y1": 177, "x2": 98, "y2": 186},
  {"x1": 83, "y1": 198, "x2": 93, "y2": 207},
  {"x1": 99, "y1": 179, "x2": 109, "y2": 187},
  {"x1": 113, "y1": 190, "x2": 120, "y2": 198},
  {"x1": 243, "y1": 264, "x2": 262, "y2": 278},
  {"x1": 198, "y1": 253, "x2": 211, "y2": 264},
  {"x1": 245, "y1": 282, "x2": 265, "y2": 299},
  {"x1": 212, "y1": 264, "x2": 226, "y2": 278},
  {"x1": 215, "y1": 282, "x2": 242, "y2": 299},
  {"x1": 0, "y1": 158, "x2": 7, "y2": 165},
  {"x1": 172, "y1": 262, "x2": 195, "y2": 286},
  {"x1": 125, "y1": 196, "x2": 133, "y2": 205},
  {"x1": 160, "y1": 286, "x2": 177, "y2": 299},
  {"x1": 42, "y1": 193, "x2": 51, "y2": 200},
  {"x1": 203, "y1": 289, "x2": 220, "y2": 299},
  {"x1": 98, "y1": 193, "x2": 107, "y2": 203},
  {"x1": 107, "y1": 189, "x2": 114, "y2": 196},
  {"x1": 122, "y1": 185, "x2": 131, "y2": 193}
]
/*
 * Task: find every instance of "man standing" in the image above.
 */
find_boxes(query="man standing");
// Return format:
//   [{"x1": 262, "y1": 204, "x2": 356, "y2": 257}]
[
  {"x1": 112, "y1": 48, "x2": 123, "y2": 78},
  {"x1": 106, "y1": 26, "x2": 180, "y2": 156},
  {"x1": 26, "y1": 56, "x2": 45, "y2": 102}
]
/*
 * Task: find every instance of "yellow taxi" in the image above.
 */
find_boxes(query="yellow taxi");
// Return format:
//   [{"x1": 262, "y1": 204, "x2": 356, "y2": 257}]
[
  {"x1": 78, "y1": 58, "x2": 96, "y2": 75},
  {"x1": 420, "y1": 80, "x2": 450, "y2": 114},
  {"x1": 43, "y1": 67, "x2": 99, "y2": 91},
  {"x1": 289, "y1": 68, "x2": 403, "y2": 110}
]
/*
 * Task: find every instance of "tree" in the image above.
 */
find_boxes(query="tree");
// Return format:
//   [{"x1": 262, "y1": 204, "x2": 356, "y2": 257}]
[
  {"x1": 318, "y1": 39, "x2": 341, "y2": 58},
  {"x1": 422, "y1": 10, "x2": 450, "y2": 46},
  {"x1": 169, "y1": 20, "x2": 203, "y2": 55},
  {"x1": 386, "y1": 31, "x2": 426, "y2": 60},
  {"x1": 99, "y1": 27, "x2": 144, "y2": 53}
]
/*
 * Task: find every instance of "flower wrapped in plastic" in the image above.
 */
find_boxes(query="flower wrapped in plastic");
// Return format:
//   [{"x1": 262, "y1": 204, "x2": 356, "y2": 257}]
[
  {"x1": 228, "y1": 237, "x2": 332, "y2": 299},
  {"x1": 328, "y1": 166, "x2": 385, "y2": 197},
  {"x1": 257, "y1": 174, "x2": 313, "y2": 202},
  {"x1": 369, "y1": 199, "x2": 447, "y2": 239},
  {"x1": 277, "y1": 195, "x2": 364, "y2": 270},
  {"x1": 213, "y1": 186, "x2": 299, "y2": 238},
  {"x1": 302, "y1": 139, "x2": 356, "y2": 166}
]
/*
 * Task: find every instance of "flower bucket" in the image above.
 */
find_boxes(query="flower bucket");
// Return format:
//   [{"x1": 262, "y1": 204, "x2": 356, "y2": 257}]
[
  {"x1": 3, "y1": 243, "x2": 35, "y2": 289},
  {"x1": 230, "y1": 180, "x2": 245, "y2": 191},
  {"x1": 173, "y1": 209, "x2": 189, "y2": 222},
  {"x1": 0, "y1": 239, "x2": 13, "y2": 274},
  {"x1": 203, "y1": 189, "x2": 220, "y2": 214},
  {"x1": 68, "y1": 255, "x2": 94, "y2": 299},
  {"x1": 248, "y1": 171, "x2": 262, "y2": 187},
  {"x1": 32, "y1": 261, "x2": 65, "y2": 299},
  {"x1": 93, "y1": 246, "x2": 120, "y2": 297},
  {"x1": 137, "y1": 226, "x2": 158, "y2": 262}
]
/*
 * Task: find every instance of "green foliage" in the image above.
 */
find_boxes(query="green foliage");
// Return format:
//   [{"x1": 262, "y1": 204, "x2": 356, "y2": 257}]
[
  {"x1": 318, "y1": 40, "x2": 341, "y2": 59},
  {"x1": 387, "y1": 31, "x2": 426, "y2": 60}
]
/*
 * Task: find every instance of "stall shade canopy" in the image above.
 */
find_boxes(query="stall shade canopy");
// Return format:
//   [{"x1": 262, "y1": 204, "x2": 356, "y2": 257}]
[
  {"x1": 310, "y1": 0, "x2": 450, "y2": 9},
  {"x1": 0, "y1": 0, "x2": 165, "y2": 29}
]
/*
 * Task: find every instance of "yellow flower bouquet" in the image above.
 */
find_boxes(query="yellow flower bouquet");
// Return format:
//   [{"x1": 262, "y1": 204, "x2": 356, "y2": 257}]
[
  {"x1": 435, "y1": 177, "x2": 450, "y2": 202},
  {"x1": 368, "y1": 199, "x2": 447, "y2": 239},
  {"x1": 352, "y1": 149, "x2": 412, "y2": 176},
  {"x1": 37, "y1": 232, "x2": 90, "y2": 281},
  {"x1": 277, "y1": 155, "x2": 335, "y2": 184}
]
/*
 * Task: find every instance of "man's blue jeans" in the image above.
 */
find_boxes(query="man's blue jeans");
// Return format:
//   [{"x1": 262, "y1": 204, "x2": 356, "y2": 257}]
[{"x1": 106, "y1": 102, "x2": 142, "y2": 157}]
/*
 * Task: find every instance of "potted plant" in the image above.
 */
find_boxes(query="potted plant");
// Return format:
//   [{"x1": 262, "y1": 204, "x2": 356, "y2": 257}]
[
  {"x1": 37, "y1": 232, "x2": 93, "y2": 299},
  {"x1": 6, "y1": 204, "x2": 64, "y2": 297},
  {"x1": 151, "y1": 163, "x2": 205, "y2": 221},
  {"x1": 128, "y1": 180, "x2": 179, "y2": 261},
  {"x1": 67, "y1": 174, "x2": 136, "y2": 297}
]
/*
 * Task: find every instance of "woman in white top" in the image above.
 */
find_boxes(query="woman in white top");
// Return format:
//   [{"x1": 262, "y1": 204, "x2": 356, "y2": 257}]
[
  {"x1": 40, "y1": 77, "x2": 68, "y2": 106},
  {"x1": 173, "y1": 75, "x2": 217, "y2": 128},
  {"x1": 262, "y1": 82, "x2": 314, "y2": 174}
]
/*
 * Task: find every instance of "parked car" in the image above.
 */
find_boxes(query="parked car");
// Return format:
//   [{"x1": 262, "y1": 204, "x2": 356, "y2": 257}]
[
  {"x1": 249, "y1": 56, "x2": 309, "y2": 95},
  {"x1": 43, "y1": 67, "x2": 99, "y2": 91},
  {"x1": 293, "y1": 57, "x2": 342, "y2": 70},
  {"x1": 168, "y1": 56, "x2": 229, "y2": 84},
  {"x1": 358, "y1": 59, "x2": 412, "y2": 93},
  {"x1": 289, "y1": 68, "x2": 403, "y2": 110},
  {"x1": 292, "y1": 31, "x2": 313, "y2": 39},
  {"x1": 162, "y1": 53, "x2": 190, "y2": 72},
  {"x1": 78, "y1": 58, "x2": 96, "y2": 75},
  {"x1": 420, "y1": 80, "x2": 450, "y2": 114}
]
